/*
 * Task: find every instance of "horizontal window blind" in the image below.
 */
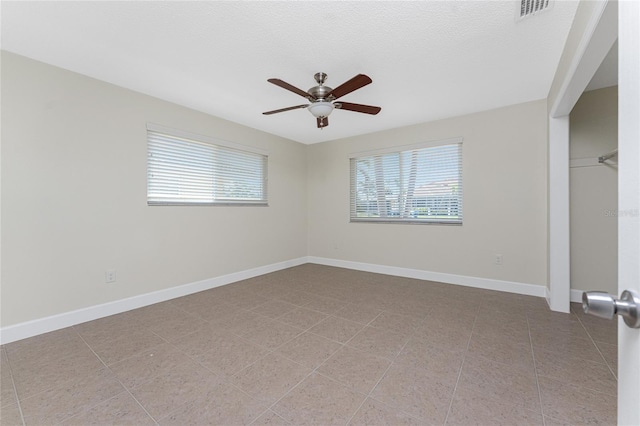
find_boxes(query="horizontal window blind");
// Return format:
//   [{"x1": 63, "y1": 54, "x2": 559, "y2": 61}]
[
  {"x1": 350, "y1": 140, "x2": 462, "y2": 224},
  {"x1": 147, "y1": 129, "x2": 267, "y2": 205}
]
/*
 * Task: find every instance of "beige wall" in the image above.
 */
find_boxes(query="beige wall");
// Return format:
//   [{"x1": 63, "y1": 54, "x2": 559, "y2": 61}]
[
  {"x1": 307, "y1": 100, "x2": 549, "y2": 286},
  {"x1": 1, "y1": 52, "x2": 308, "y2": 327},
  {"x1": 570, "y1": 86, "x2": 618, "y2": 294}
]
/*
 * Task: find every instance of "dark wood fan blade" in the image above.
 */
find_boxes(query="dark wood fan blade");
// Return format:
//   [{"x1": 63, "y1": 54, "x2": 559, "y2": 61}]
[
  {"x1": 317, "y1": 117, "x2": 329, "y2": 128},
  {"x1": 335, "y1": 102, "x2": 381, "y2": 115},
  {"x1": 327, "y1": 74, "x2": 372, "y2": 100},
  {"x1": 268, "y1": 79, "x2": 314, "y2": 99},
  {"x1": 263, "y1": 104, "x2": 309, "y2": 115}
]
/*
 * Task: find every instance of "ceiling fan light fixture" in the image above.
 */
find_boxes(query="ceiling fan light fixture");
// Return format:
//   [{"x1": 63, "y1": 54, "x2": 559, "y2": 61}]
[
  {"x1": 308, "y1": 101, "x2": 334, "y2": 118},
  {"x1": 264, "y1": 73, "x2": 380, "y2": 129}
]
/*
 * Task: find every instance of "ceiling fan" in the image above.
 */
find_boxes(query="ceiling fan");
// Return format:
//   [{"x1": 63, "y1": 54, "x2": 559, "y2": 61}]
[{"x1": 263, "y1": 72, "x2": 381, "y2": 129}]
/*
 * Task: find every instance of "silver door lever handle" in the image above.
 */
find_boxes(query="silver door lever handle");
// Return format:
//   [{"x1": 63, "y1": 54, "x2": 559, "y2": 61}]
[{"x1": 582, "y1": 290, "x2": 640, "y2": 328}]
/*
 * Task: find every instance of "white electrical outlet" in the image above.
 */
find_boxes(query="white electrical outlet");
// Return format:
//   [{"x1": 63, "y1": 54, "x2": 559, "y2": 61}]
[
  {"x1": 105, "y1": 269, "x2": 117, "y2": 283},
  {"x1": 495, "y1": 254, "x2": 503, "y2": 265}
]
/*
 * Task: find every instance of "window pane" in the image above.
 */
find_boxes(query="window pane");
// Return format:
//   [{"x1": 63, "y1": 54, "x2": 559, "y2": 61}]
[
  {"x1": 350, "y1": 141, "x2": 462, "y2": 224},
  {"x1": 147, "y1": 130, "x2": 267, "y2": 205}
]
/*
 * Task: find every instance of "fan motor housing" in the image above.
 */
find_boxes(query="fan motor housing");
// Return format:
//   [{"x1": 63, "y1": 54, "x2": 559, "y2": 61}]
[{"x1": 308, "y1": 85, "x2": 333, "y2": 101}]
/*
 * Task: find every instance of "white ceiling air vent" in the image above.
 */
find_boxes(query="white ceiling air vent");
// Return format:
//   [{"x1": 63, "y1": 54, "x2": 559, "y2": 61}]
[{"x1": 517, "y1": 0, "x2": 553, "y2": 21}]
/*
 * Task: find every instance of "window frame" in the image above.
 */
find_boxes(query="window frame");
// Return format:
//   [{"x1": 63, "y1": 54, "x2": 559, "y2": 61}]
[
  {"x1": 349, "y1": 137, "x2": 463, "y2": 225},
  {"x1": 146, "y1": 123, "x2": 268, "y2": 207}
]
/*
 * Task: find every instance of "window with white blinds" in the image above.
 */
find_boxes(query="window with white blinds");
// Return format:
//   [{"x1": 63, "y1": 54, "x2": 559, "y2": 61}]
[
  {"x1": 147, "y1": 125, "x2": 268, "y2": 206},
  {"x1": 350, "y1": 139, "x2": 463, "y2": 224}
]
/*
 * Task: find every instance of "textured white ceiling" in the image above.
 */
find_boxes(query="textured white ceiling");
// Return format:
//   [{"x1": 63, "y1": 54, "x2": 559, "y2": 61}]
[{"x1": 1, "y1": 1, "x2": 580, "y2": 144}]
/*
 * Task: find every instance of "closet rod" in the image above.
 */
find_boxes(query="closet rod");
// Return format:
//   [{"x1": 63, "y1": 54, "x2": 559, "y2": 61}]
[{"x1": 598, "y1": 148, "x2": 618, "y2": 163}]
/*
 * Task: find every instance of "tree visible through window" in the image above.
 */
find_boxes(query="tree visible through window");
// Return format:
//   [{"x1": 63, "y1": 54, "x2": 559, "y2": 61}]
[{"x1": 350, "y1": 139, "x2": 462, "y2": 223}]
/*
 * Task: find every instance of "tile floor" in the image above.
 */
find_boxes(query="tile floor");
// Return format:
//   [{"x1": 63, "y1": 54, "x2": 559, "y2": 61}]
[{"x1": 0, "y1": 264, "x2": 617, "y2": 425}]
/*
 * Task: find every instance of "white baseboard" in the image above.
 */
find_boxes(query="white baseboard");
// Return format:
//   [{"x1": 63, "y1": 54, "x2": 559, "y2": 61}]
[
  {"x1": 0, "y1": 257, "x2": 307, "y2": 345},
  {"x1": 571, "y1": 289, "x2": 584, "y2": 303},
  {"x1": 1, "y1": 256, "x2": 551, "y2": 345},
  {"x1": 307, "y1": 256, "x2": 546, "y2": 298},
  {"x1": 545, "y1": 286, "x2": 552, "y2": 307}
]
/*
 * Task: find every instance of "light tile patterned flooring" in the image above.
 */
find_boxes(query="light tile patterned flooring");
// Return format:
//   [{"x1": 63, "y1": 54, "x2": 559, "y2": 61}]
[{"x1": 0, "y1": 265, "x2": 617, "y2": 425}]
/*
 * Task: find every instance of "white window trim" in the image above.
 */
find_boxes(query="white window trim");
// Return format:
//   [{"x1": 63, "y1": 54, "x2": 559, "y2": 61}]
[
  {"x1": 349, "y1": 137, "x2": 463, "y2": 225},
  {"x1": 349, "y1": 137, "x2": 463, "y2": 158}
]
